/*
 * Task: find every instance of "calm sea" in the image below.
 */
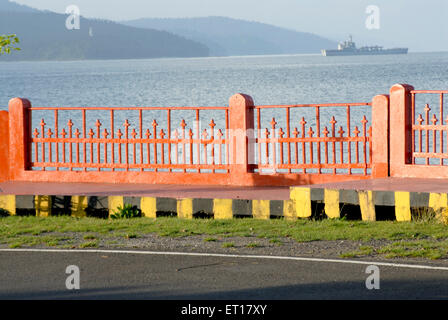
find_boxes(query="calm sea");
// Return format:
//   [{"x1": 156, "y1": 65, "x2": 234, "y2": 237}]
[{"x1": 1, "y1": 52, "x2": 448, "y2": 109}]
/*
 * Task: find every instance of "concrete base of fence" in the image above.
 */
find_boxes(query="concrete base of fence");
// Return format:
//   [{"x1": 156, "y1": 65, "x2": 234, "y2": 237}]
[
  {"x1": 1, "y1": 184, "x2": 447, "y2": 223},
  {"x1": 1, "y1": 195, "x2": 293, "y2": 220},
  {"x1": 1, "y1": 178, "x2": 448, "y2": 222}
]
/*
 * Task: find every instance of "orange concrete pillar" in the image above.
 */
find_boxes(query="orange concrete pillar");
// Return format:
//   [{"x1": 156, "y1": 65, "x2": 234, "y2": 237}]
[
  {"x1": 8, "y1": 98, "x2": 31, "y2": 180},
  {"x1": 228, "y1": 93, "x2": 254, "y2": 185},
  {"x1": 371, "y1": 94, "x2": 390, "y2": 178},
  {"x1": 0, "y1": 111, "x2": 10, "y2": 182},
  {"x1": 389, "y1": 84, "x2": 414, "y2": 177}
]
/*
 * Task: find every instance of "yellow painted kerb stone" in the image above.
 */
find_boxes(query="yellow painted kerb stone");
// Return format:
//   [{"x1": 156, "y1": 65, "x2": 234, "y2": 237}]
[
  {"x1": 395, "y1": 191, "x2": 411, "y2": 222},
  {"x1": 283, "y1": 199, "x2": 296, "y2": 220},
  {"x1": 0, "y1": 195, "x2": 16, "y2": 215},
  {"x1": 177, "y1": 198, "x2": 193, "y2": 219},
  {"x1": 71, "y1": 196, "x2": 87, "y2": 218},
  {"x1": 213, "y1": 199, "x2": 233, "y2": 220},
  {"x1": 290, "y1": 187, "x2": 311, "y2": 218},
  {"x1": 141, "y1": 197, "x2": 157, "y2": 218},
  {"x1": 252, "y1": 200, "x2": 270, "y2": 220},
  {"x1": 429, "y1": 193, "x2": 448, "y2": 222},
  {"x1": 324, "y1": 189, "x2": 340, "y2": 219},
  {"x1": 358, "y1": 190, "x2": 376, "y2": 221},
  {"x1": 35, "y1": 195, "x2": 52, "y2": 217}
]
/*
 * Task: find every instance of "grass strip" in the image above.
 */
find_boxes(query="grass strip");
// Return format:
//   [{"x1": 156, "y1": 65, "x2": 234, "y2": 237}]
[{"x1": 1, "y1": 216, "x2": 448, "y2": 259}]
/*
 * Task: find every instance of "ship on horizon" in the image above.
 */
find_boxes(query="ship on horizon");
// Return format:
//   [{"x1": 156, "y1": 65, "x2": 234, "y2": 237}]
[{"x1": 321, "y1": 35, "x2": 408, "y2": 56}]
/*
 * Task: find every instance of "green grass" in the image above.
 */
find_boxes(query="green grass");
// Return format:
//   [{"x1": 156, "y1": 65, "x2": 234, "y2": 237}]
[
  {"x1": 340, "y1": 240, "x2": 448, "y2": 260},
  {"x1": 377, "y1": 240, "x2": 448, "y2": 260},
  {"x1": 222, "y1": 242, "x2": 235, "y2": 248},
  {"x1": 5, "y1": 235, "x2": 72, "y2": 248},
  {"x1": 79, "y1": 240, "x2": 98, "y2": 248},
  {"x1": 269, "y1": 238, "x2": 283, "y2": 246},
  {"x1": 1, "y1": 216, "x2": 448, "y2": 258},
  {"x1": 340, "y1": 245, "x2": 375, "y2": 258},
  {"x1": 0, "y1": 216, "x2": 447, "y2": 241}
]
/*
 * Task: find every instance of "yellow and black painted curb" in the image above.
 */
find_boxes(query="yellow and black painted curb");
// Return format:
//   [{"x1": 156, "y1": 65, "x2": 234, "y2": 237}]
[
  {"x1": 0, "y1": 195, "x2": 290, "y2": 220},
  {"x1": 0, "y1": 187, "x2": 447, "y2": 222},
  {"x1": 289, "y1": 187, "x2": 448, "y2": 222}
]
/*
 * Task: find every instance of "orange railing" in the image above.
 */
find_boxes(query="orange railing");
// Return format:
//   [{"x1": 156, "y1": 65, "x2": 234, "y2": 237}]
[
  {"x1": 0, "y1": 87, "x2": 396, "y2": 186},
  {"x1": 254, "y1": 103, "x2": 372, "y2": 176},
  {"x1": 28, "y1": 106, "x2": 230, "y2": 173},
  {"x1": 410, "y1": 90, "x2": 448, "y2": 166},
  {"x1": 389, "y1": 85, "x2": 448, "y2": 179}
]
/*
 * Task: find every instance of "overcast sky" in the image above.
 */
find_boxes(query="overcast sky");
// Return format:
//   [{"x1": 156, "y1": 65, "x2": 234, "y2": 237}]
[{"x1": 11, "y1": 0, "x2": 448, "y2": 51}]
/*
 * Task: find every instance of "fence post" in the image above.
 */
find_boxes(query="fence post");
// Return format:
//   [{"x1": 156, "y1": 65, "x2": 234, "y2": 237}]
[
  {"x1": 8, "y1": 98, "x2": 31, "y2": 180},
  {"x1": 389, "y1": 84, "x2": 414, "y2": 177},
  {"x1": 0, "y1": 111, "x2": 10, "y2": 182},
  {"x1": 228, "y1": 93, "x2": 254, "y2": 184},
  {"x1": 371, "y1": 94, "x2": 390, "y2": 178}
]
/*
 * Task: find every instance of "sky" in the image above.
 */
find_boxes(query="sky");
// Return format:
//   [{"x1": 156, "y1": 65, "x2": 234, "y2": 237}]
[{"x1": 11, "y1": 0, "x2": 448, "y2": 52}]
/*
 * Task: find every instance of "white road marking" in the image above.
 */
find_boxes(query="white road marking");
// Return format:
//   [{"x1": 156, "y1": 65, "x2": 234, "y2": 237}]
[{"x1": 1, "y1": 248, "x2": 448, "y2": 271}]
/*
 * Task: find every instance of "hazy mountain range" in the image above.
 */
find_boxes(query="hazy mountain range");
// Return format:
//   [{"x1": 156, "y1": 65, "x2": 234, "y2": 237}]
[
  {"x1": 123, "y1": 17, "x2": 337, "y2": 56},
  {"x1": 0, "y1": 0, "x2": 34, "y2": 12},
  {"x1": 0, "y1": 0, "x2": 336, "y2": 61},
  {"x1": 0, "y1": 0, "x2": 209, "y2": 61}
]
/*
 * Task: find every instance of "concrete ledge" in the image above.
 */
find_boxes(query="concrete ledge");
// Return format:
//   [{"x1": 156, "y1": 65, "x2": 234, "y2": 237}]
[
  {"x1": 0, "y1": 194, "x2": 295, "y2": 220},
  {"x1": 0, "y1": 188, "x2": 447, "y2": 222}
]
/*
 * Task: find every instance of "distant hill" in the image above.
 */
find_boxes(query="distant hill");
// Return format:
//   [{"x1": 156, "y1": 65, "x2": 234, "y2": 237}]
[
  {"x1": 123, "y1": 16, "x2": 337, "y2": 56},
  {"x1": 0, "y1": 1, "x2": 209, "y2": 61},
  {"x1": 0, "y1": 0, "x2": 37, "y2": 12}
]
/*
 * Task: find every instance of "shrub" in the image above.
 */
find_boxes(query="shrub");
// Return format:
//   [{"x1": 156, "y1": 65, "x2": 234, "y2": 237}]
[
  {"x1": 412, "y1": 207, "x2": 437, "y2": 223},
  {"x1": 110, "y1": 204, "x2": 141, "y2": 219}
]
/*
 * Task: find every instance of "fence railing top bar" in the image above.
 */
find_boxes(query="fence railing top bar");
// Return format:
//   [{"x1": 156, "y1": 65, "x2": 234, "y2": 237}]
[
  {"x1": 411, "y1": 90, "x2": 448, "y2": 94},
  {"x1": 28, "y1": 103, "x2": 376, "y2": 111},
  {"x1": 254, "y1": 102, "x2": 372, "y2": 109},
  {"x1": 28, "y1": 106, "x2": 229, "y2": 111}
]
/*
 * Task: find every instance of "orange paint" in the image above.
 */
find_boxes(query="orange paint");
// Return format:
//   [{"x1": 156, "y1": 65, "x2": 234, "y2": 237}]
[
  {"x1": 371, "y1": 94, "x2": 390, "y2": 178},
  {"x1": 0, "y1": 111, "x2": 10, "y2": 182},
  {"x1": 228, "y1": 93, "x2": 254, "y2": 183},
  {"x1": 8, "y1": 98, "x2": 31, "y2": 181},
  {"x1": 389, "y1": 84, "x2": 414, "y2": 178}
]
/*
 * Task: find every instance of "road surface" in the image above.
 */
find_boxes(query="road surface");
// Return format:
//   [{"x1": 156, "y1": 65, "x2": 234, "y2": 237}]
[{"x1": 0, "y1": 249, "x2": 447, "y2": 300}]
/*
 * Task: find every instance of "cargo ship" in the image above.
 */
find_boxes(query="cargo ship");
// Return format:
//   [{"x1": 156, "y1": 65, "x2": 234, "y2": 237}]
[{"x1": 321, "y1": 35, "x2": 408, "y2": 56}]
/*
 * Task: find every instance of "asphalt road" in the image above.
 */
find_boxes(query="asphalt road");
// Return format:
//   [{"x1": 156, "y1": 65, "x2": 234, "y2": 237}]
[{"x1": 0, "y1": 250, "x2": 447, "y2": 300}]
